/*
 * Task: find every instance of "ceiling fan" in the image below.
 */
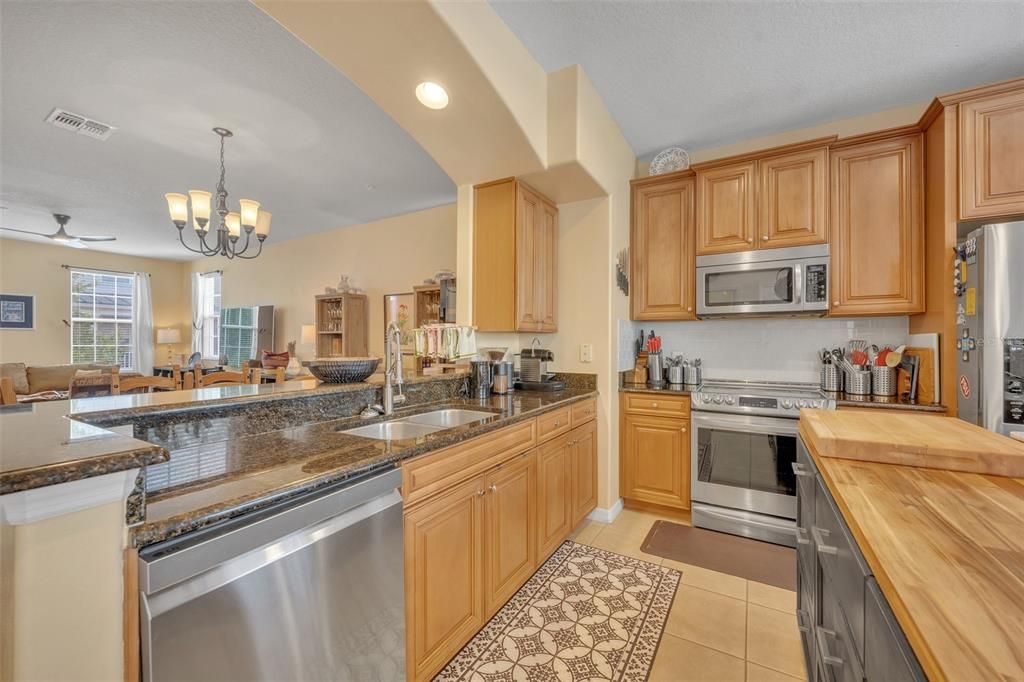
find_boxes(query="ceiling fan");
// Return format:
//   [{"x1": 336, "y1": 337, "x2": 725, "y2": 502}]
[{"x1": 0, "y1": 213, "x2": 116, "y2": 249}]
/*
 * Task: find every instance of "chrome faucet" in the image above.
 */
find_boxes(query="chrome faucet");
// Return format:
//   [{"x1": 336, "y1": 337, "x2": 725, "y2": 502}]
[{"x1": 383, "y1": 320, "x2": 406, "y2": 415}]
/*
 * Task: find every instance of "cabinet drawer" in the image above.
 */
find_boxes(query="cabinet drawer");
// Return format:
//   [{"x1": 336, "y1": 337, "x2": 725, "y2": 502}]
[
  {"x1": 622, "y1": 392, "x2": 690, "y2": 417},
  {"x1": 403, "y1": 420, "x2": 536, "y2": 507},
  {"x1": 570, "y1": 398, "x2": 597, "y2": 426},
  {"x1": 813, "y1": 477, "x2": 870, "y2": 664},
  {"x1": 794, "y1": 440, "x2": 818, "y2": 510},
  {"x1": 864, "y1": 578, "x2": 926, "y2": 682},
  {"x1": 819, "y1": 572, "x2": 864, "y2": 682},
  {"x1": 537, "y1": 407, "x2": 572, "y2": 443}
]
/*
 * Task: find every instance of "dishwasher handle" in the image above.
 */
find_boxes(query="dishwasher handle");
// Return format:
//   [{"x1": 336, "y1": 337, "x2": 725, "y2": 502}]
[{"x1": 139, "y1": 466, "x2": 402, "y2": 594}]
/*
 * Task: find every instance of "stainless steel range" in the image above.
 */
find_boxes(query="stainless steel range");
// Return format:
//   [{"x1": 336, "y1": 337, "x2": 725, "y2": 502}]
[{"x1": 690, "y1": 380, "x2": 834, "y2": 547}]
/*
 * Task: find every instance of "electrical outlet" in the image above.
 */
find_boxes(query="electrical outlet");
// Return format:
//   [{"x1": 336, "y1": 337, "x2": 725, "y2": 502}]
[{"x1": 579, "y1": 343, "x2": 593, "y2": 363}]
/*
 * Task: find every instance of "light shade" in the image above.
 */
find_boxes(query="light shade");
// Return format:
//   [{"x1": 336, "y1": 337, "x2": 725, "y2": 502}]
[
  {"x1": 189, "y1": 190, "x2": 212, "y2": 231},
  {"x1": 415, "y1": 81, "x2": 449, "y2": 110},
  {"x1": 225, "y1": 212, "x2": 241, "y2": 237},
  {"x1": 300, "y1": 324, "x2": 316, "y2": 345},
  {"x1": 239, "y1": 199, "x2": 260, "y2": 229},
  {"x1": 165, "y1": 193, "x2": 188, "y2": 224},
  {"x1": 156, "y1": 327, "x2": 182, "y2": 344},
  {"x1": 255, "y1": 209, "x2": 272, "y2": 237}
]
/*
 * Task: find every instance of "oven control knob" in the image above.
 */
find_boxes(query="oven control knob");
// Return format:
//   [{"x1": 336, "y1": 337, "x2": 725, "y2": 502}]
[
  {"x1": 725, "y1": 396, "x2": 735, "y2": 405},
  {"x1": 797, "y1": 400, "x2": 808, "y2": 408},
  {"x1": 782, "y1": 400, "x2": 794, "y2": 409},
  {"x1": 702, "y1": 395, "x2": 712, "y2": 404},
  {"x1": 712, "y1": 395, "x2": 723, "y2": 404}
]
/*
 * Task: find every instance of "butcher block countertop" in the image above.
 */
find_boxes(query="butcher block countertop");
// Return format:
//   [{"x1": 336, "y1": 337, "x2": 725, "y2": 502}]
[{"x1": 800, "y1": 411, "x2": 1024, "y2": 682}]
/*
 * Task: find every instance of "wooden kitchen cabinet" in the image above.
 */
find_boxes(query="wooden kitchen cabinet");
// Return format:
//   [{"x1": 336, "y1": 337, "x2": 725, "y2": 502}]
[
  {"x1": 474, "y1": 178, "x2": 558, "y2": 332},
  {"x1": 570, "y1": 419, "x2": 598, "y2": 527},
  {"x1": 758, "y1": 145, "x2": 829, "y2": 249},
  {"x1": 630, "y1": 173, "x2": 697, "y2": 320},
  {"x1": 696, "y1": 160, "x2": 757, "y2": 254},
  {"x1": 959, "y1": 88, "x2": 1024, "y2": 220},
  {"x1": 404, "y1": 475, "x2": 485, "y2": 682},
  {"x1": 536, "y1": 433, "x2": 573, "y2": 560},
  {"x1": 829, "y1": 129, "x2": 925, "y2": 316},
  {"x1": 482, "y1": 451, "x2": 536, "y2": 616},
  {"x1": 620, "y1": 395, "x2": 690, "y2": 511}
]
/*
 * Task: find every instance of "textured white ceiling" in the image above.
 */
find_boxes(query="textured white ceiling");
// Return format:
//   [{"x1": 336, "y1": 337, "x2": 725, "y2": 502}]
[
  {"x1": 490, "y1": 0, "x2": 1024, "y2": 159},
  {"x1": 0, "y1": 0, "x2": 455, "y2": 260}
]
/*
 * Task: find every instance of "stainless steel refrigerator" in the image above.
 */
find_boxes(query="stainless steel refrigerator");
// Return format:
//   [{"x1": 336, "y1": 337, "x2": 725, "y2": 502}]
[{"x1": 956, "y1": 222, "x2": 1024, "y2": 434}]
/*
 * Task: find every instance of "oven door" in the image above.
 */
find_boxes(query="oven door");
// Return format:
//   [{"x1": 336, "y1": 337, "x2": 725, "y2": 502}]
[{"x1": 691, "y1": 411, "x2": 798, "y2": 520}]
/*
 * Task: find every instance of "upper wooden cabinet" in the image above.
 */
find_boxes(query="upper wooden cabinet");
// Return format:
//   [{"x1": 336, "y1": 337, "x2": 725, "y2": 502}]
[
  {"x1": 959, "y1": 89, "x2": 1024, "y2": 220},
  {"x1": 758, "y1": 146, "x2": 829, "y2": 248},
  {"x1": 473, "y1": 178, "x2": 558, "y2": 333},
  {"x1": 830, "y1": 129, "x2": 925, "y2": 316},
  {"x1": 630, "y1": 173, "x2": 696, "y2": 320},
  {"x1": 696, "y1": 160, "x2": 757, "y2": 254}
]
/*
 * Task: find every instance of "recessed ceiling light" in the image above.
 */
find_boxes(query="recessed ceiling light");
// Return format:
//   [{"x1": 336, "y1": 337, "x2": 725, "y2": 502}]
[{"x1": 415, "y1": 82, "x2": 449, "y2": 110}]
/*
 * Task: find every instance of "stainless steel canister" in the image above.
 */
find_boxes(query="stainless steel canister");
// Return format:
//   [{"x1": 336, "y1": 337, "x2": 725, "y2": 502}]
[
  {"x1": 492, "y1": 360, "x2": 510, "y2": 395},
  {"x1": 647, "y1": 352, "x2": 665, "y2": 387},
  {"x1": 469, "y1": 360, "x2": 493, "y2": 398},
  {"x1": 683, "y1": 365, "x2": 702, "y2": 386},
  {"x1": 820, "y1": 365, "x2": 843, "y2": 393},
  {"x1": 845, "y1": 369, "x2": 872, "y2": 396},
  {"x1": 667, "y1": 366, "x2": 685, "y2": 385},
  {"x1": 871, "y1": 366, "x2": 897, "y2": 397}
]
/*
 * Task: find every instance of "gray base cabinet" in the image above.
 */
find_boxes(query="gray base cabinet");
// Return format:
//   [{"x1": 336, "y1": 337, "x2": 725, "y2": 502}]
[{"x1": 796, "y1": 438, "x2": 926, "y2": 682}]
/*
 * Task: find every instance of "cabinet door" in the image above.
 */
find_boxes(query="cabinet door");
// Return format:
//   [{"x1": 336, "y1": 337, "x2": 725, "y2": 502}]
[
  {"x1": 515, "y1": 183, "x2": 542, "y2": 331},
  {"x1": 404, "y1": 476, "x2": 485, "y2": 682},
  {"x1": 758, "y1": 146, "x2": 829, "y2": 249},
  {"x1": 631, "y1": 175, "x2": 696, "y2": 320},
  {"x1": 620, "y1": 413, "x2": 690, "y2": 509},
  {"x1": 960, "y1": 90, "x2": 1024, "y2": 219},
  {"x1": 536, "y1": 436, "x2": 572, "y2": 560},
  {"x1": 696, "y1": 161, "x2": 757, "y2": 255},
  {"x1": 536, "y1": 200, "x2": 558, "y2": 332},
  {"x1": 483, "y1": 452, "x2": 536, "y2": 616},
  {"x1": 830, "y1": 133, "x2": 924, "y2": 316},
  {"x1": 571, "y1": 421, "x2": 598, "y2": 527}
]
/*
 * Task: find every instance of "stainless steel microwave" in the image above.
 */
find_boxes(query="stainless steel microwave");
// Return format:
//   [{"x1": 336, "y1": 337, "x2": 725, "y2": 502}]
[{"x1": 696, "y1": 244, "x2": 829, "y2": 317}]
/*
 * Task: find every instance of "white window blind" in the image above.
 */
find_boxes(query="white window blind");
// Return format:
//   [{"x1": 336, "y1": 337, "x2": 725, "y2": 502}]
[
  {"x1": 70, "y1": 269, "x2": 136, "y2": 368},
  {"x1": 200, "y1": 272, "x2": 222, "y2": 357}
]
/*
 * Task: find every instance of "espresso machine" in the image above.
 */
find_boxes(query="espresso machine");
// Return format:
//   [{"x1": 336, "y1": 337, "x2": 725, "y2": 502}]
[{"x1": 516, "y1": 342, "x2": 565, "y2": 391}]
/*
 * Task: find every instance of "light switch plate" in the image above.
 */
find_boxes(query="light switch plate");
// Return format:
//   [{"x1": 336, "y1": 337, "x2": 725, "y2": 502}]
[{"x1": 579, "y1": 343, "x2": 593, "y2": 363}]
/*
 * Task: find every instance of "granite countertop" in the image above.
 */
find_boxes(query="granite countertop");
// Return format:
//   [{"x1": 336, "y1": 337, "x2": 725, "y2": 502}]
[
  {"x1": 0, "y1": 372, "x2": 464, "y2": 495},
  {"x1": 133, "y1": 388, "x2": 596, "y2": 547},
  {"x1": 831, "y1": 393, "x2": 947, "y2": 413},
  {"x1": 800, "y1": 417, "x2": 1024, "y2": 681},
  {"x1": 619, "y1": 382, "x2": 693, "y2": 396}
]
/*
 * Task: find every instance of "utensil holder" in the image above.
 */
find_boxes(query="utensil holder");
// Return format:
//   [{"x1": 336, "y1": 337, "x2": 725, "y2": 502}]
[
  {"x1": 845, "y1": 369, "x2": 872, "y2": 396},
  {"x1": 871, "y1": 366, "x2": 897, "y2": 397},
  {"x1": 667, "y1": 366, "x2": 684, "y2": 385},
  {"x1": 820, "y1": 365, "x2": 843, "y2": 393},
  {"x1": 683, "y1": 365, "x2": 702, "y2": 386},
  {"x1": 647, "y1": 352, "x2": 665, "y2": 387}
]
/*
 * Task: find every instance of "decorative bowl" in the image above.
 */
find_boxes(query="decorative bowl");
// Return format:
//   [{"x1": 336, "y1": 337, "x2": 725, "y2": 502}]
[
  {"x1": 303, "y1": 357, "x2": 380, "y2": 383},
  {"x1": 649, "y1": 147, "x2": 690, "y2": 175}
]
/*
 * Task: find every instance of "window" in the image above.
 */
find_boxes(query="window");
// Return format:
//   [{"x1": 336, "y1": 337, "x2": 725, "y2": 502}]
[
  {"x1": 219, "y1": 306, "x2": 258, "y2": 367},
  {"x1": 197, "y1": 272, "x2": 222, "y2": 357},
  {"x1": 71, "y1": 270, "x2": 135, "y2": 368}
]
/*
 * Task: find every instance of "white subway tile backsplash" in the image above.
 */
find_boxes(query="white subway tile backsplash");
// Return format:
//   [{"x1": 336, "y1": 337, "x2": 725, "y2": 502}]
[{"x1": 629, "y1": 316, "x2": 909, "y2": 383}]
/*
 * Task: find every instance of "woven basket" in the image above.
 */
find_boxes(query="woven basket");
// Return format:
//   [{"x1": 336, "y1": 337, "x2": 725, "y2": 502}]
[{"x1": 303, "y1": 358, "x2": 380, "y2": 384}]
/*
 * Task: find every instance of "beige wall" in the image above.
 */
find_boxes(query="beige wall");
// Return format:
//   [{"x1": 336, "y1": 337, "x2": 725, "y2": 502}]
[
  {"x1": 0, "y1": 239, "x2": 190, "y2": 366},
  {"x1": 197, "y1": 204, "x2": 457, "y2": 360}
]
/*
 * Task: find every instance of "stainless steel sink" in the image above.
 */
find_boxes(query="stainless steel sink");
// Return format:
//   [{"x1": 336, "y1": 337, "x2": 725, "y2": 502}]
[
  {"x1": 402, "y1": 409, "x2": 497, "y2": 428},
  {"x1": 340, "y1": 421, "x2": 445, "y2": 440}
]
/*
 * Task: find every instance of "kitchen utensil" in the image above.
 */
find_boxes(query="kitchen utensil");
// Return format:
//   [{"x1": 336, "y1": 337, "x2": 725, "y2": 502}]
[
  {"x1": 871, "y1": 366, "x2": 898, "y2": 396},
  {"x1": 898, "y1": 348, "x2": 935, "y2": 404},
  {"x1": 885, "y1": 344, "x2": 905, "y2": 368},
  {"x1": 898, "y1": 355, "x2": 920, "y2": 403},
  {"x1": 851, "y1": 349, "x2": 869, "y2": 365}
]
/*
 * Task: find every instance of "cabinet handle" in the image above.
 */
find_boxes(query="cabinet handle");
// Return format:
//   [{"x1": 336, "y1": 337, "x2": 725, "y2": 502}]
[
  {"x1": 833, "y1": 300, "x2": 839, "y2": 306},
  {"x1": 554, "y1": 420, "x2": 561, "y2": 427},
  {"x1": 815, "y1": 628, "x2": 845, "y2": 668},
  {"x1": 687, "y1": 306, "x2": 693, "y2": 312},
  {"x1": 477, "y1": 489, "x2": 486, "y2": 497},
  {"x1": 791, "y1": 462, "x2": 814, "y2": 478},
  {"x1": 490, "y1": 484, "x2": 497, "y2": 493},
  {"x1": 763, "y1": 235, "x2": 769, "y2": 240},
  {"x1": 811, "y1": 526, "x2": 838, "y2": 555},
  {"x1": 796, "y1": 608, "x2": 810, "y2": 633},
  {"x1": 680, "y1": 427, "x2": 687, "y2": 433},
  {"x1": 795, "y1": 527, "x2": 810, "y2": 545},
  {"x1": 746, "y1": 238, "x2": 753, "y2": 244},
  {"x1": 652, "y1": 402, "x2": 659, "y2": 408}
]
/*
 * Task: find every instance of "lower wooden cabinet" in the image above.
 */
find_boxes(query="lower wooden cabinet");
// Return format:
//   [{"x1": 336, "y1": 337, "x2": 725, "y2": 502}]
[
  {"x1": 482, "y1": 452, "x2": 536, "y2": 616},
  {"x1": 537, "y1": 434, "x2": 573, "y2": 560},
  {"x1": 620, "y1": 403, "x2": 690, "y2": 511},
  {"x1": 404, "y1": 475, "x2": 486, "y2": 682},
  {"x1": 571, "y1": 420, "x2": 598, "y2": 526}
]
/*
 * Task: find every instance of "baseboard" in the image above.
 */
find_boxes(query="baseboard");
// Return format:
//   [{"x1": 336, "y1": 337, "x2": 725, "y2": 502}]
[{"x1": 587, "y1": 498, "x2": 623, "y2": 524}]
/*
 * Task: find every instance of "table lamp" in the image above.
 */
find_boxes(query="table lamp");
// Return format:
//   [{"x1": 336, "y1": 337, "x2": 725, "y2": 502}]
[{"x1": 156, "y1": 328, "x2": 182, "y2": 364}]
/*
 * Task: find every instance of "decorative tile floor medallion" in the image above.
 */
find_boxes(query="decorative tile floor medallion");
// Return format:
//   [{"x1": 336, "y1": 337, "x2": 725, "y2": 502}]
[{"x1": 437, "y1": 541, "x2": 681, "y2": 681}]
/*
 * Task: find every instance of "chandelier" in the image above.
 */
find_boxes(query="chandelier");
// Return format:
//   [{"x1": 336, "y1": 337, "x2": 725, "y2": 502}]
[{"x1": 164, "y1": 127, "x2": 271, "y2": 259}]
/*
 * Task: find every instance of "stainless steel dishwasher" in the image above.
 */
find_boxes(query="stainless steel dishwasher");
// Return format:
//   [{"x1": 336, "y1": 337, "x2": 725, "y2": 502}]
[{"x1": 138, "y1": 467, "x2": 404, "y2": 682}]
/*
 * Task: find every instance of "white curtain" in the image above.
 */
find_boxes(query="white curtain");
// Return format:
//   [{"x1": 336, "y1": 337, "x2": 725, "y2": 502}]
[
  {"x1": 132, "y1": 272, "x2": 154, "y2": 375},
  {"x1": 191, "y1": 271, "x2": 207, "y2": 354}
]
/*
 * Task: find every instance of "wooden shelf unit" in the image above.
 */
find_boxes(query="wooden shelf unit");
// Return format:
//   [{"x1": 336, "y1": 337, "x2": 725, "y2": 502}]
[{"x1": 313, "y1": 293, "x2": 369, "y2": 358}]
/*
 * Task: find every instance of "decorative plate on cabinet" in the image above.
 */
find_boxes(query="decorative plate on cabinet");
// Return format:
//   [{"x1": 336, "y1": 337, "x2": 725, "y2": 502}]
[{"x1": 649, "y1": 147, "x2": 690, "y2": 175}]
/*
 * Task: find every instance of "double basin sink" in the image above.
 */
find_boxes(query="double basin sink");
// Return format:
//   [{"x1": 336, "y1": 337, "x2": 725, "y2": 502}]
[{"x1": 341, "y1": 408, "x2": 497, "y2": 441}]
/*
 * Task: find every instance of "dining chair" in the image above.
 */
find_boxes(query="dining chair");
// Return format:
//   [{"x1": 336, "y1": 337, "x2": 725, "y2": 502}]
[
  {"x1": 112, "y1": 366, "x2": 182, "y2": 395},
  {"x1": 192, "y1": 366, "x2": 257, "y2": 388}
]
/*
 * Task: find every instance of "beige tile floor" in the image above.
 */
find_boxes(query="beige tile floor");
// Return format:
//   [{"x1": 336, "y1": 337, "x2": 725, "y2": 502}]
[{"x1": 570, "y1": 509, "x2": 807, "y2": 682}]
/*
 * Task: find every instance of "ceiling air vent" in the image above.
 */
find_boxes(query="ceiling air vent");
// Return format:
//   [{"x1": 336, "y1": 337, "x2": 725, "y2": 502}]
[{"x1": 44, "y1": 108, "x2": 117, "y2": 141}]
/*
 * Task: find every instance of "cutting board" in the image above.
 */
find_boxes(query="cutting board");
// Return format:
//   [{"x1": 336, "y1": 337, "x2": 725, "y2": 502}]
[
  {"x1": 897, "y1": 346, "x2": 937, "y2": 405},
  {"x1": 800, "y1": 410, "x2": 1024, "y2": 477}
]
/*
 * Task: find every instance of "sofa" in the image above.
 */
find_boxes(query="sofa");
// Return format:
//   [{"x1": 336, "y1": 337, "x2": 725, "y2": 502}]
[{"x1": 0, "y1": 362, "x2": 124, "y2": 402}]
